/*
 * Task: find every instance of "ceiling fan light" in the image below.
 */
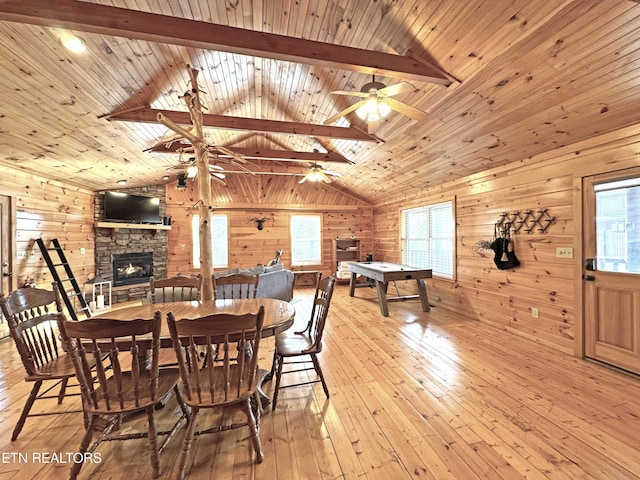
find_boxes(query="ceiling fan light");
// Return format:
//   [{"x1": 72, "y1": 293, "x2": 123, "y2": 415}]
[
  {"x1": 355, "y1": 105, "x2": 368, "y2": 120},
  {"x1": 378, "y1": 101, "x2": 391, "y2": 117},
  {"x1": 367, "y1": 111, "x2": 381, "y2": 123},
  {"x1": 365, "y1": 97, "x2": 379, "y2": 114},
  {"x1": 186, "y1": 165, "x2": 198, "y2": 178}
]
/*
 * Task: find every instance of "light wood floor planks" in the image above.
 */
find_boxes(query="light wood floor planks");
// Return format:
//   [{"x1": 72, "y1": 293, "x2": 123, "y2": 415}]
[{"x1": 0, "y1": 285, "x2": 639, "y2": 479}]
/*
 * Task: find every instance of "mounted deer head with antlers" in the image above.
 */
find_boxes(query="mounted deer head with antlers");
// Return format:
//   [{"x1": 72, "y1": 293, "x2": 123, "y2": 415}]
[{"x1": 249, "y1": 217, "x2": 269, "y2": 230}]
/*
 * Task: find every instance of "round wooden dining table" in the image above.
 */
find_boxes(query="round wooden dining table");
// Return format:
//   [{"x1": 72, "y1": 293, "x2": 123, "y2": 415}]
[
  {"x1": 94, "y1": 297, "x2": 296, "y2": 342},
  {"x1": 93, "y1": 297, "x2": 295, "y2": 407}
]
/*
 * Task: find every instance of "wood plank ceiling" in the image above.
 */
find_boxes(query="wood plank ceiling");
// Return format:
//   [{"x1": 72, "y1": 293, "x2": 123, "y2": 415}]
[{"x1": 0, "y1": 0, "x2": 639, "y2": 205}]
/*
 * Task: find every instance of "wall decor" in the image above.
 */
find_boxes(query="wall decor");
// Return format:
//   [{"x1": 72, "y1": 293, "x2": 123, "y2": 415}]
[{"x1": 496, "y1": 208, "x2": 555, "y2": 234}]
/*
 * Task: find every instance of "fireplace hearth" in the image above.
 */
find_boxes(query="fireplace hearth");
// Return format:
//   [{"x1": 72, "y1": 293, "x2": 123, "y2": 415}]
[{"x1": 113, "y1": 252, "x2": 153, "y2": 286}]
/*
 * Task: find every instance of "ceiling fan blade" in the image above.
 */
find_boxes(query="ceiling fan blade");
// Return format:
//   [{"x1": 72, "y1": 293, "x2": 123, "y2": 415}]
[
  {"x1": 367, "y1": 117, "x2": 380, "y2": 134},
  {"x1": 329, "y1": 90, "x2": 369, "y2": 98},
  {"x1": 324, "y1": 100, "x2": 365, "y2": 125},
  {"x1": 298, "y1": 176, "x2": 307, "y2": 184},
  {"x1": 212, "y1": 145, "x2": 248, "y2": 164},
  {"x1": 209, "y1": 174, "x2": 226, "y2": 186},
  {"x1": 377, "y1": 81, "x2": 417, "y2": 97},
  {"x1": 384, "y1": 97, "x2": 428, "y2": 121},
  {"x1": 324, "y1": 169, "x2": 342, "y2": 177}
]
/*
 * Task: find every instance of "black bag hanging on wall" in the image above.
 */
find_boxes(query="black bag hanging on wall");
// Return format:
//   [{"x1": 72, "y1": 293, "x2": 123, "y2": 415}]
[{"x1": 490, "y1": 223, "x2": 520, "y2": 270}]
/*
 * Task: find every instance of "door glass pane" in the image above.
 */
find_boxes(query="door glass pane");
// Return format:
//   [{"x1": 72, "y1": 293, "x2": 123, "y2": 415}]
[{"x1": 595, "y1": 180, "x2": 640, "y2": 273}]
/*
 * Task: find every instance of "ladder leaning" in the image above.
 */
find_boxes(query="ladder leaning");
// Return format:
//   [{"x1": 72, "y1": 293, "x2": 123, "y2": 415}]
[{"x1": 35, "y1": 238, "x2": 91, "y2": 320}]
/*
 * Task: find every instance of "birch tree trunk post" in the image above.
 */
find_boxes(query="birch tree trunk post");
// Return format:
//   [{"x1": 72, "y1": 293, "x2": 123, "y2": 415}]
[{"x1": 157, "y1": 65, "x2": 214, "y2": 300}]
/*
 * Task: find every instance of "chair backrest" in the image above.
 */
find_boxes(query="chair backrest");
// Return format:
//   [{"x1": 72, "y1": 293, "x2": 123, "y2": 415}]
[
  {"x1": 57, "y1": 312, "x2": 163, "y2": 413},
  {"x1": 307, "y1": 275, "x2": 336, "y2": 352},
  {"x1": 150, "y1": 275, "x2": 201, "y2": 303},
  {"x1": 0, "y1": 287, "x2": 66, "y2": 377},
  {"x1": 167, "y1": 306, "x2": 265, "y2": 406},
  {"x1": 213, "y1": 274, "x2": 259, "y2": 299}
]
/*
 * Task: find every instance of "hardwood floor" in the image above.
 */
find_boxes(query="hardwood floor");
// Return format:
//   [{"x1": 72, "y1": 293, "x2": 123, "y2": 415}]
[{"x1": 1, "y1": 285, "x2": 639, "y2": 479}]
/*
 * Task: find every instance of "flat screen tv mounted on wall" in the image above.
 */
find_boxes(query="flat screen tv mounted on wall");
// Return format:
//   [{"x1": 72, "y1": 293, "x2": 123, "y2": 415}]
[{"x1": 104, "y1": 191, "x2": 161, "y2": 224}]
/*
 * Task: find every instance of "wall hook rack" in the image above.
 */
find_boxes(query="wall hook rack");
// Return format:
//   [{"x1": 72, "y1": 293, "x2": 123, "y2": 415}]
[{"x1": 496, "y1": 208, "x2": 555, "y2": 234}]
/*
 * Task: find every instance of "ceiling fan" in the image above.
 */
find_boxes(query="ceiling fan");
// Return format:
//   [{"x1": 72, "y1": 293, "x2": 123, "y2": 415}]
[
  {"x1": 323, "y1": 76, "x2": 428, "y2": 133},
  {"x1": 299, "y1": 163, "x2": 341, "y2": 184},
  {"x1": 153, "y1": 135, "x2": 258, "y2": 185},
  {"x1": 166, "y1": 156, "x2": 227, "y2": 187}
]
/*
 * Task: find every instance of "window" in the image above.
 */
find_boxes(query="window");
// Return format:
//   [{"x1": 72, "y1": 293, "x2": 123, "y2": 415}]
[
  {"x1": 400, "y1": 200, "x2": 455, "y2": 278},
  {"x1": 594, "y1": 178, "x2": 640, "y2": 273},
  {"x1": 290, "y1": 214, "x2": 322, "y2": 266},
  {"x1": 192, "y1": 214, "x2": 229, "y2": 268}
]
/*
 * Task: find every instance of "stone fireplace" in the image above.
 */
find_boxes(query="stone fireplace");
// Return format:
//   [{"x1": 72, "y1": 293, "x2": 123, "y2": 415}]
[
  {"x1": 94, "y1": 185, "x2": 168, "y2": 304},
  {"x1": 112, "y1": 252, "x2": 154, "y2": 286}
]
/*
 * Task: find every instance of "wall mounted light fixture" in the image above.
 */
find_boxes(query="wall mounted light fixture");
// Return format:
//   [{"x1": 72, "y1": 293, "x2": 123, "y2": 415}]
[{"x1": 176, "y1": 172, "x2": 187, "y2": 189}]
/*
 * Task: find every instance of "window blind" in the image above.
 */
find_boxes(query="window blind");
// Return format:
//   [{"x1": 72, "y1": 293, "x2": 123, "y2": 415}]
[{"x1": 401, "y1": 201, "x2": 454, "y2": 278}]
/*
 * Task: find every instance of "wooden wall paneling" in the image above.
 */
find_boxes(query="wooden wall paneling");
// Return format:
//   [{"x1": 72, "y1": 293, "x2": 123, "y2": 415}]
[
  {"x1": 375, "y1": 167, "x2": 575, "y2": 354},
  {"x1": 0, "y1": 171, "x2": 94, "y2": 294},
  {"x1": 373, "y1": 124, "x2": 640, "y2": 354},
  {"x1": 164, "y1": 176, "x2": 373, "y2": 277}
]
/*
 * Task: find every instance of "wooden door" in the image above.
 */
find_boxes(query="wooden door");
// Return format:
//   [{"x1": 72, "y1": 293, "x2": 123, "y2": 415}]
[
  {"x1": 0, "y1": 195, "x2": 12, "y2": 338},
  {"x1": 583, "y1": 170, "x2": 640, "y2": 375}
]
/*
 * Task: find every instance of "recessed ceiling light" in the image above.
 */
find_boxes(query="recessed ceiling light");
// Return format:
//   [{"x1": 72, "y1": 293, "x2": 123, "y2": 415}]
[
  {"x1": 60, "y1": 34, "x2": 86, "y2": 53},
  {"x1": 117, "y1": 179, "x2": 127, "y2": 185}
]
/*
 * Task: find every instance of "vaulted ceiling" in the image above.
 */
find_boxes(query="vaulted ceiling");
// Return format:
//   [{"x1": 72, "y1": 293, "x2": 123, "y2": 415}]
[{"x1": 0, "y1": 0, "x2": 639, "y2": 205}]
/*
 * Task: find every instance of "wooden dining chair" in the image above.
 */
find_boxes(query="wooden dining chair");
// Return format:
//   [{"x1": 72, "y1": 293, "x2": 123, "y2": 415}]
[
  {"x1": 0, "y1": 286, "x2": 84, "y2": 441},
  {"x1": 272, "y1": 275, "x2": 336, "y2": 409},
  {"x1": 57, "y1": 312, "x2": 187, "y2": 479},
  {"x1": 167, "y1": 306, "x2": 266, "y2": 479},
  {"x1": 213, "y1": 273, "x2": 260, "y2": 299},
  {"x1": 150, "y1": 275, "x2": 201, "y2": 303}
]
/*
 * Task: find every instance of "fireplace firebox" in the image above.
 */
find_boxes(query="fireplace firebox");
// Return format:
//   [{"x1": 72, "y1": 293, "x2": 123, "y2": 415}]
[{"x1": 112, "y1": 252, "x2": 153, "y2": 286}]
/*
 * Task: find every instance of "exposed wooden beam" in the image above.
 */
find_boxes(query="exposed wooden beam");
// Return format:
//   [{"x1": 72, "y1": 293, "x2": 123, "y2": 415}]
[
  {"x1": 147, "y1": 142, "x2": 353, "y2": 164},
  {"x1": 0, "y1": 0, "x2": 451, "y2": 85},
  {"x1": 221, "y1": 165, "x2": 310, "y2": 176},
  {"x1": 107, "y1": 108, "x2": 378, "y2": 142},
  {"x1": 219, "y1": 148, "x2": 353, "y2": 164},
  {"x1": 209, "y1": 203, "x2": 364, "y2": 212}
]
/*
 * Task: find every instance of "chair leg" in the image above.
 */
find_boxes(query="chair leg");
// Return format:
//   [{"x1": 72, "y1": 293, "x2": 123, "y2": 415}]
[
  {"x1": 70, "y1": 414, "x2": 96, "y2": 480},
  {"x1": 244, "y1": 398, "x2": 264, "y2": 463},
  {"x1": 271, "y1": 354, "x2": 284, "y2": 409},
  {"x1": 177, "y1": 407, "x2": 199, "y2": 480},
  {"x1": 12, "y1": 380, "x2": 42, "y2": 441},
  {"x1": 311, "y1": 354, "x2": 330, "y2": 399},
  {"x1": 174, "y1": 385, "x2": 190, "y2": 422},
  {"x1": 268, "y1": 347, "x2": 278, "y2": 379},
  {"x1": 252, "y1": 390, "x2": 262, "y2": 431},
  {"x1": 57, "y1": 377, "x2": 69, "y2": 404},
  {"x1": 146, "y1": 406, "x2": 162, "y2": 479}
]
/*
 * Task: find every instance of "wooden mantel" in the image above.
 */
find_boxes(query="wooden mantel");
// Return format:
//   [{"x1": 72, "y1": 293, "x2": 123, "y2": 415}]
[{"x1": 95, "y1": 221, "x2": 171, "y2": 232}]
